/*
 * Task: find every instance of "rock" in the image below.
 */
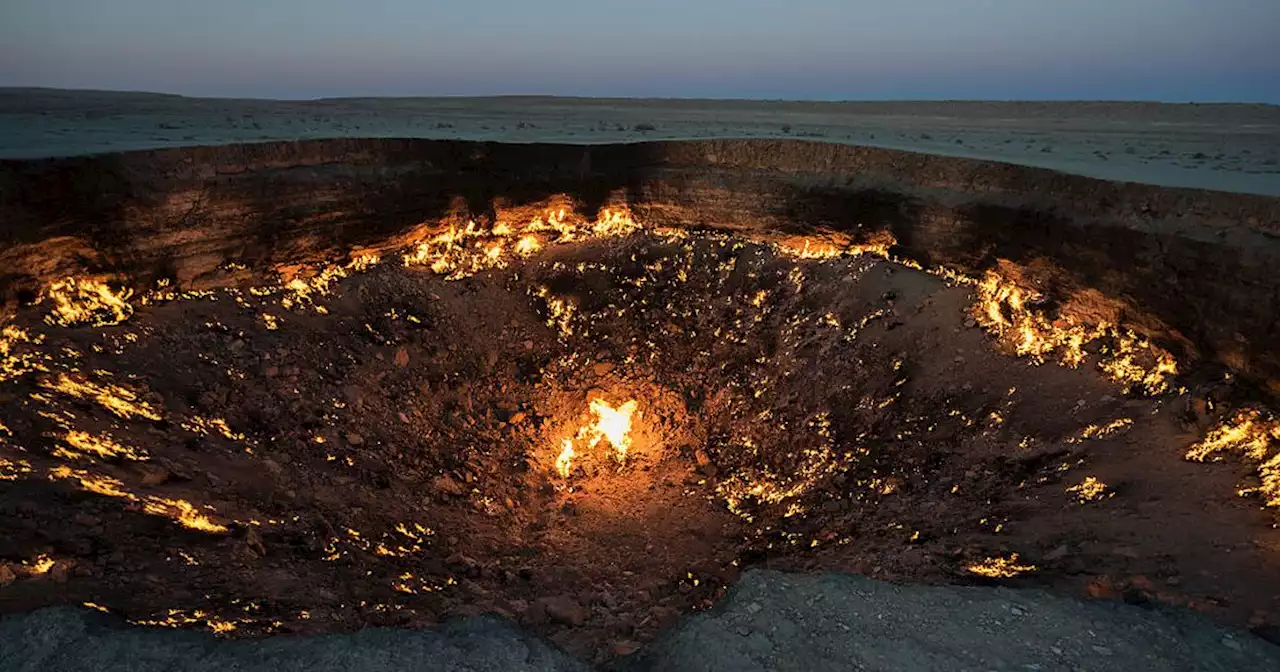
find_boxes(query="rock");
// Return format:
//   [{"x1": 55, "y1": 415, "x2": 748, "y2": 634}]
[
  {"x1": 508, "y1": 412, "x2": 527, "y2": 425},
  {"x1": 433, "y1": 474, "x2": 465, "y2": 497},
  {"x1": 345, "y1": 432, "x2": 365, "y2": 446},
  {"x1": 1044, "y1": 544, "x2": 1070, "y2": 561},
  {"x1": 394, "y1": 348, "x2": 410, "y2": 367},
  {"x1": 398, "y1": 412, "x2": 412, "y2": 423},
  {"x1": 242, "y1": 528, "x2": 267, "y2": 557},
  {"x1": 49, "y1": 561, "x2": 72, "y2": 583},
  {"x1": 0, "y1": 564, "x2": 15, "y2": 587},
  {"x1": 1087, "y1": 580, "x2": 1121, "y2": 599},
  {"x1": 592, "y1": 362, "x2": 614, "y2": 376},
  {"x1": 137, "y1": 464, "x2": 170, "y2": 487},
  {"x1": 536, "y1": 596, "x2": 587, "y2": 626},
  {"x1": 614, "y1": 640, "x2": 641, "y2": 656},
  {"x1": 1112, "y1": 546, "x2": 1140, "y2": 558}
]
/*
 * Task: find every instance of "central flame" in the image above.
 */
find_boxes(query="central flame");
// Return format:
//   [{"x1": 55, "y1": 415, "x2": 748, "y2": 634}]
[{"x1": 555, "y1": 398, "x2": 638, "y2": 478}]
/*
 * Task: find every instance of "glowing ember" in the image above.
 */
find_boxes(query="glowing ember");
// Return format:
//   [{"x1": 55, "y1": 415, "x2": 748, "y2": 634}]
[{"x1": 556, "y1": 398, "x2": 639, "y2": 477}]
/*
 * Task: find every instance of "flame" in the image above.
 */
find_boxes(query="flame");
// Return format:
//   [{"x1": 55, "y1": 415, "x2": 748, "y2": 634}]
[
  {"x1": 48, "y1": 465, "x2": 229, "y2": 533},
  {"x1": 1186, "y1": 410, "x2": 1280, "y2": 506},
  {"x1": 966, "y1": 554, "x2": 1037, "y2": 578},
  {"x1": 555, "y1": 398, "x2": 639, "y2": 477},
  {"x1": 42, "y1": 373, "x2": 162, "y2": 421},
  {"x1": 2, "y1": 323, "x2": 49, "y2": 384},
  {"x1": 973, "y1": 269, "x2": 1177, "y2": 394},
  {"x1": 25, "y1": 554, "x2": 56, "y2": 575},
  {"x1": 555, "y1": 439, "x2": 576, "y2": 478},
  {"x1": 60, "y1": 429, "x2": 150, "y2": 462},
  {"x1": 404, "y1": 206, "x2": 639, "y2": 279},
  {"x1": 587, "y1": 398, "x2": 638, "y2": 462},
  {"x1": 44, "y1": 278, "x2": 134, "y2": 327},
  {"x1": 1067, "y1": 476, "x2": 1113, "y2": 502},
  {"x1": 514, "y1": 235, "x2": 543, "y2": 256}
]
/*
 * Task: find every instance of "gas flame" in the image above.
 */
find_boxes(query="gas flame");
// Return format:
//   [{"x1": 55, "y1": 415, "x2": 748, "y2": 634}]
[
  {"x1": 44, "y1": 278, "x2": 134, "y2": 327},
  {"x1": 1186, "y1": 410, "x2": 1280, "y2": 506},
  {"x1": 555, "y1": 398, "x2": 639, "y2": 478},
  {"x1": 48, "y1": 465, "x2": 230, "y2": 533},
  {"x1": 973, "y1": 269, "x2": 1177, "y2": 394},
  {"x1": 404, "y1": 206, "x2": 639, "y2": 279},
  {"x1": 966, "y1": 554, "x2": 1037, "y2": 578},
  {"x1": 42, "y1": 373, "x2": 162, "y2": 421},
  {"x1": 555, "y1": 439, "x2": 576, "y2": 478}
]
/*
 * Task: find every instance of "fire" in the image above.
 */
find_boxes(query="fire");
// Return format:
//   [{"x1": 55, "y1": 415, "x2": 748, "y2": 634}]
[
  {"x1": 44, "y1": 277, "x2": 134, "y2": 327},
  {"x1": 555, "y1": 398, "x2": 639, "y2": 478},
  {"x1": 555, "y1": 439, "x2": 576, "y2": 478},
  {"x1": 589, "y1": 398, "x2": 638, "y2": 461},
  {"x1": 973, "y1": 269, "x2": 1177, "y2": 394},
  {"x1": 42, "y1": 373, "x2": 162, "y2": 421},
  {"x1": 47, "y1": 465, "x2": 230, "y2": 532},
  {"x1": 404, "y1": 206, "x2": 639, "y2": 279},
  {"x1": 1186, "y1": 410, "x2": 1280, "y2": 506},
  {"x1": 966, "y1": 554, "x2": 1037, "y2": 578},
  {"x1": 1067, "y1": 476, "x2": 1113, "y2": 503},
  {"x1": 25, "y1": 554, "x2": 56, "y2": 575}
]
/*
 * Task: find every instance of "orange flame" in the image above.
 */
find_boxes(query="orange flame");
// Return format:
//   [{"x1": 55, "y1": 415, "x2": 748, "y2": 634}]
[{"x1": 555, "y1": 398, "x2": 639, "y2": 478}]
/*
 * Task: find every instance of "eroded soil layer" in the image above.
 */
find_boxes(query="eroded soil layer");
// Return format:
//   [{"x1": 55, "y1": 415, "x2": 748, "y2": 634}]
[{"x1": 2, "y1": 232, "x2": 1278, "y2": 661}]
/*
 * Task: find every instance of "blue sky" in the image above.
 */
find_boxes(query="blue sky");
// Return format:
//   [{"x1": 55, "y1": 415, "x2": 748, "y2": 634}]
[{"x1": 2, "y1": 0, "x2": 1277, "y2": 101}]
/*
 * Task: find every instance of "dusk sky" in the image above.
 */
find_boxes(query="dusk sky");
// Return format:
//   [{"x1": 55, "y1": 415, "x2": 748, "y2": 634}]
[{"x1": 2, "y1": 0, "x2": 1277, "y2": 102}]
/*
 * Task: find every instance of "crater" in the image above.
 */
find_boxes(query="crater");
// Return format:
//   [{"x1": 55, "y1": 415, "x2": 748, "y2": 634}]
[{"x1": 2, "y1": 139, "x2": 1280, "y2": 662}]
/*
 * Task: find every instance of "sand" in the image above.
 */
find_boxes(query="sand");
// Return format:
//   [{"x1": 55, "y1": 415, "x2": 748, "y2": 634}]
[{"x1": 2, "y1": 88, "x2": 1277, "y2": 195}]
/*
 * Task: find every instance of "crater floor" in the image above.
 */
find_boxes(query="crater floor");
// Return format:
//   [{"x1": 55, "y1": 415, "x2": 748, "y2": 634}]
[{"x1": 2, "y1": 231, "x2": 1278, "y2": 662}]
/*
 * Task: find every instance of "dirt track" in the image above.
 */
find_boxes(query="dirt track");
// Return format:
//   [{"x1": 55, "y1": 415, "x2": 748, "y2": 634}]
[{"x1": 3, "y1": 230, "x2": 1279, "y2": 662}]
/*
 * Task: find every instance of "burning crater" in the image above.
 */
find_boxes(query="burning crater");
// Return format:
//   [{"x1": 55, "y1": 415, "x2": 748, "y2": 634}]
[{"x1": 3, "y1": 141, "x2": 1280, "y2": 662}]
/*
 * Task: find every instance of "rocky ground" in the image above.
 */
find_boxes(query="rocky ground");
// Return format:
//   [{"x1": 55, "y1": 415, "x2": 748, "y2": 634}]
[
  {"x1": 2, "y1": 229, "x2": 1279, "y2": 663},
  {"x1": 5, "y1": 570, "x2": 1278, "y2": 671}
]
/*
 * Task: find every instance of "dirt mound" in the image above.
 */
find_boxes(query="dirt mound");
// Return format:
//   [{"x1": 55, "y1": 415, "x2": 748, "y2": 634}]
[{"x1": 2, "y1": 230, "x2": 1278, "y2": 662}]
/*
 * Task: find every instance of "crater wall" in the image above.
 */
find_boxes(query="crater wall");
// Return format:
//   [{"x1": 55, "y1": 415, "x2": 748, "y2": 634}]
[{"x1": 2, "y1": 138, "x2": 1278, "y2": 390}]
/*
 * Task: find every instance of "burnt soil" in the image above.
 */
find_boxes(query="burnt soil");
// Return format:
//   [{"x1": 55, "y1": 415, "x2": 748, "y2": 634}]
[{"x1": 2, "y1": 232, "x2": 1279, "y2": 662}]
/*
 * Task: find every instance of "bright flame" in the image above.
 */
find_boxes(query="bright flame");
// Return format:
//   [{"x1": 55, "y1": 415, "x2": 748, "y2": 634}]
[
  {"x1": 404, "y1": 206, "x2": 639, "y2": 279},
  {"x1": 1186, "y1": 410, "x2": 1280, "y2": 506},
  {"x1": 555, "y1": 398, "x2": 639, "y2": 477},
  {"x1": 44, "y1": 278, "x2": 134, "y2": 327},
  {"x1": 514, "y1": 235, "x2": 543, "y2": 256},
  {"x1": 42, "y1": 373, "x2": 162, "y2": 421},
  {"x1": 1067, "y1": 476, "x2": 1113, "y2": 503},
  {"x1": 48, "y1": 465, "x2": 229, "y2": 533},
  {"x1": 973, "y1": 268, "x2": 1177, "y2": 394},
  {"x1": 555, "y1": 439, "x2": 576, "y2": 478},
  {"x1": 966, "y1": 554, "x2": 1037, "y2": 578},
  {"x1": 26, "y1": 554, "x2": 56, "y2": 575},
  {"x1": 587, "y1": 398, "x2": 638, "y2": 462}
]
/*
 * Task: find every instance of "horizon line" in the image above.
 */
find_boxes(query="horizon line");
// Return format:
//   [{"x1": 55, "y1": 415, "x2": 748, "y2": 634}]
[{"x1": 3, "y1": 85, "x2": 1277, "y2": 108}]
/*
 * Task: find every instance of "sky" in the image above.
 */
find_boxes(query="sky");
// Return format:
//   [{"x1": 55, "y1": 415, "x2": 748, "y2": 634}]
[{"x1": 2, "y1": 0, "x2": 1278, "y2": 102}]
